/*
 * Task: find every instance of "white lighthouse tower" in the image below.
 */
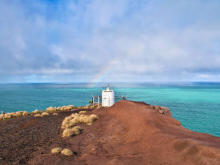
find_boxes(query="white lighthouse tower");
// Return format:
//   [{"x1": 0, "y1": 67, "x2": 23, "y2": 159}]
[{"x1": 102, "y1": 83, "x2": 115, "y2": 107}]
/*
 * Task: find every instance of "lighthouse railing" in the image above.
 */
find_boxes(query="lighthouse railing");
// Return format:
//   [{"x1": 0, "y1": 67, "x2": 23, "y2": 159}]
[{"x1": 92, "y1": 95, "x2": 101, "y2": 107}]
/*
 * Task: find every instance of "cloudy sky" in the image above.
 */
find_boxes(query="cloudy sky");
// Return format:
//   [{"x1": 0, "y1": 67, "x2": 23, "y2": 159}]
[{"x1": 0, "y1": 0, "x2": 220, "y2": 83}]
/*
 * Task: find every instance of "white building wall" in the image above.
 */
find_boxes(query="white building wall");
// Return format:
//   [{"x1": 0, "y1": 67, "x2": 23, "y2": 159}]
[{"x1": 102, "y1": 91, "x2": 115, "y2": 107}]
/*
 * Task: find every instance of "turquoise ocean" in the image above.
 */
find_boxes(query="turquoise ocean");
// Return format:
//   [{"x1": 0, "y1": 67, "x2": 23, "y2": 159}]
[{"x1": 0, "y1": 83, "x2": 219, "y2": 137}]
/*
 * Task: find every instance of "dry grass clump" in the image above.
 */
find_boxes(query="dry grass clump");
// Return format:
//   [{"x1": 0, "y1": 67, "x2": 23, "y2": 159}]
[
  {"x1": 5, "y1": 113, "x2": 12, "y2": 119},
  {"x1": 0, "y1": 111, "x2": 28, "y2": 120},
  {"x1": 66, "y1": 106, "x2": 71, "y2": 110},
  {"x1": 68, "y1": 105, "x2": 74, "y2": 109},
  {"x1": 61, "y1": 113, "x2": 99, "y2": 128},
  {"x1": 62, "y1": 128, "x2": 74, "y2": 137},
  {"x1": 53, "y1": 113, "x2": 58, "y2": 115},
  {"x1": 61, "y1": 148, "x2": 73, "y2": 156},
  {"x1": 22, "y1": 111, "x2": 28, "y2": 116},
  {"x1": 34, "y1": 109, "x2": 39, "y2": 113},
  {"x1": 79, "y1": 111, "x2": 86, "y2": 114},
  {"x1": 93, "y1": 103, "x2": 98, "y2": 107},
  {"x1": 57, "y1": 105, "x2": 74, "y2": 111},
  {"x1": 77, "y1": 113, "x2": 98, "y2": 124},
  {"x1": 61, "y1": 116, "x2": 76, "y2": 129},
  {"x1": 46, "y1": 106, "x2": 53, "y2": 112},
  {"x1": 42, "y1": 112, "x2": 49, "y2": 116},
  {"x1": 72, "y1": 126, "x2": 81, "y2": 135},
  {"x1": 61, "y1": 112, "x2": 98, "y2": 138},
  {"x1": 51, "y1": 147, "x2": 62, "y2": 154},
  {"x1": 51, "y1": 147, "x2": 74, "y2": 156},
  {"x1": 61, "y1": 118, "x2": 70, "y2": 127},
  {"x1": 15, "y1": 112, "x2": 22, "y2": 117},
  {"x1": 61, "y1": 106, "x2": 67, "y2": 111},
  {"x1": 62, "y1": 126, "x2": 81, "y2": 137},
  {"x1": 89, "y1": 114, "x2": 99, "y2": 121},
  {"x1": 8, "y1": 113, "x2": 15, "y2": 118},
  {"x1": 0, "y1": 114, "x2": 3, "y2": 120},
  {"x1": 34, "y1": 114, "x2": 43, "y2": 117},
  {"x1": 46, "y1": 106, "x2": 57, "y2": 112}
]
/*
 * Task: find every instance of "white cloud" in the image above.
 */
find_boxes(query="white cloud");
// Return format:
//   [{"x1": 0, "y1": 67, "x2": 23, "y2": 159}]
[{"x1": 0, "y1": 0, "x2": 220, "y2": 83}]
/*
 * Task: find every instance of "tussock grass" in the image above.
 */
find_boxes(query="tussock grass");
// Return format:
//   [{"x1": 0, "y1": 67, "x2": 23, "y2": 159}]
[
  {"x1": 68, "y1": 105, "x2": 74, "y2": 109},
  {"x1": 59, "y1": 105, "x2": 74, "y2": 111},
  {"x1": 62, "y1": 126, "x2": 81, "y2": 137},
  {"x1": 62, "y1": 128, "x2": 74, "y2": 137},
  {"x1": 46, "y1": 106, "x2": 53, "y2": 112},
  {"x1": 0, "y1": 111, "x2": 28, "y2": 120},
  {"x1": 46, "y1": 106, "x2": 57, "y2": 112},
  {"x1": 9, "y1": 113, "x2": 16, "y2": 118},
  {"x1": 72, "y1": 126, "x2": 81, "y2": 135},
  {"x1": 0, "y1": 114, "x2": 3, "y2": 120},
  {"x1": 60, "y1": 110, "x2": 99, "y2": 139},
  {"x1": 61, "y1": 113, "x2": 99, "y2": 129},
  {"x1": 66, "y1": 116, "x2": 74, "y2": 121},
  {"x1": 66, "y1": 106, "x2": 71, "y2": 110},
  {"x1": 61, "y1": 148, "x2": 73, "y2": 156},
  {"x1": 34, "y1": 109, "x2": 39, "y2": 113},
  {"x1": 5, "y1": 113, "x2": 12, "y2": 119},
  {"x1": 93, "y1": 104, "x2": 98, "y2": 107},
  {"x1": 34, "y1": 114, "x2": 43, "y2": 117},
  {"x1": 61, "y1": 119, "x2": 69, "y2": 128},
  {"x1": 64, "y1": 121, "x2": 75, "y2": 129},
  {"x1": 61, "y1": 116, "x2": 77, "y2": 129},
  {"x1": 15, "y1": 112, "x2": 22, "y2": 117},
  {"x1": 42, "y1": 112, "x2": 49, "y2": 116},
  {"x1": 22, "y1": 111, "x2": 28, "y2": 116},
  {"x1": 53, "y1": 107, "x2": 57, "y2": 111},
  {"x1": 51, "y1": 147, "x2": 62, "y2": 154},
  {"x1": 90, "y1": 114, "x2": 99, "y2": 120},
  {"x1": 53, "y1": 113, "x2": 58, "y2": 115}
]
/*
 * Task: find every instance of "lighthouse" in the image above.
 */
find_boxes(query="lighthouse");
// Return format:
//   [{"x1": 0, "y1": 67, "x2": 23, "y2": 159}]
[{"x1": 102, "y1": 83, "x2": 115, "y2": 107}]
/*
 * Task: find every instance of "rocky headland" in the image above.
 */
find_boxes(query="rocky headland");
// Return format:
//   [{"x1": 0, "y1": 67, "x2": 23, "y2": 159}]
[{"x1": 0, "y1": 100, "x2": 219, "y2": 164}]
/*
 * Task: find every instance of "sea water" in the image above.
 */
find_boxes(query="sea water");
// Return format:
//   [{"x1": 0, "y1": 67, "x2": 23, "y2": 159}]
[{"x1": 0, "y1": 83, "x2": 219, "y2": 137}]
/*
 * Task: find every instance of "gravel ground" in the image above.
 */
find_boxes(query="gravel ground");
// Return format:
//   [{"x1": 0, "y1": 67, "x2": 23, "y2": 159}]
[{"x1": 0, "y1": 109, "x2": 92, "y2": 165}]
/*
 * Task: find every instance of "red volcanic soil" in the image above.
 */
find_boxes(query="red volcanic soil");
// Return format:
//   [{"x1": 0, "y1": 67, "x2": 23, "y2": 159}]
[{"x1": 0, "y1": 100, "x2": 220, "y2": 165}]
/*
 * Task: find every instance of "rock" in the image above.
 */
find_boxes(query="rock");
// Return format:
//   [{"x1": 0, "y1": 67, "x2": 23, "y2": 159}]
[
  {"x1": 152, "y1": 105, "x2": 160, "y2": 111},
  {"x1": 160, "y1": 106, "x2": 172, "y2": 117},
  {"x1": 150, "y1": 105, "x2": 172, "y2": 117},
  {"x1": 159, "y1": 109, "x2": 164, "y2": 114}
]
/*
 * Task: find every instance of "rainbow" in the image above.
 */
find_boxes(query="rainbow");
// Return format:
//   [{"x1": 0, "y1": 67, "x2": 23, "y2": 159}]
[{"x1": 88, "y1": 57, "x2": 122, "y2": 88}]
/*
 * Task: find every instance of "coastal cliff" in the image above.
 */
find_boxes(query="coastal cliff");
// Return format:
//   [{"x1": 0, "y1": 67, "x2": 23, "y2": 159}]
[
  {"x1": 0, "y1": 100, "x2": 219, "y2": 164},
  {"x1": 81, "y1": 100, "x2": 220, "y2": 164}
]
